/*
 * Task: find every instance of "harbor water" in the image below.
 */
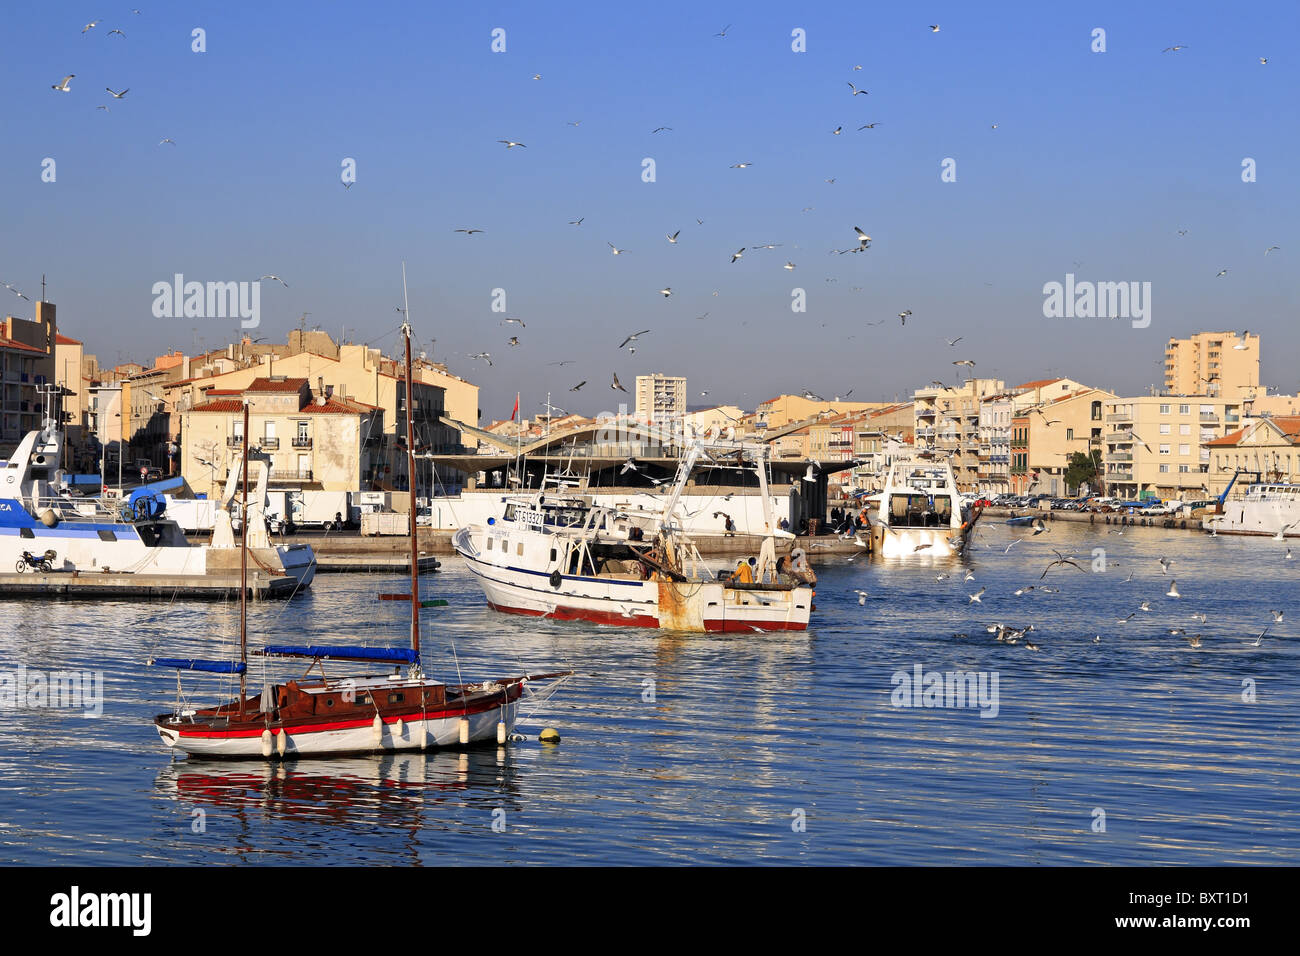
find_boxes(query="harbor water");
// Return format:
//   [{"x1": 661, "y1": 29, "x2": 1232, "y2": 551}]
[{"x1": 2, "y1": 520, "x2": 1297, "y2": 865}]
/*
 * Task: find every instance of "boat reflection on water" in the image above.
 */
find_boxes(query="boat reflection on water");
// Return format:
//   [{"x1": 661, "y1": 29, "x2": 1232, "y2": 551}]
[{"x1": 155, "y1": 748, "x2": 523, "y2": 839}]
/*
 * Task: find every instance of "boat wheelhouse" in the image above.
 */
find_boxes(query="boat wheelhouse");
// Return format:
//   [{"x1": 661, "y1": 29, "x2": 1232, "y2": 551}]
[{"x1": 1204, "y1": 482, "x2": 1300, "y2": 538}]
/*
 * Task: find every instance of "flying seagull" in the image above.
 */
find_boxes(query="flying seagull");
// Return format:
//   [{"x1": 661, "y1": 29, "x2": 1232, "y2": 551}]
[
  {"x1": 497, "y1": 140, "x2": 527, "y2": 148},
  {"x1": 159, "y1": 138, "x2": 176, "y2": 145},
  {"x1": 569, "y1": 218, "x2": 584, "y2": 225},
  {"x1": 502, "y1": 317, "x2": 525, "y2": 327},
  {"x1": 667, "y1": 230, "x2": 679, "y2": 243},
  {"x1": 652, "y1": 127, "x2": 672, "y2": 133},
  {"x1": 618, "y1": 330, "x2": 650, "y2": 349},
  {"x1": 898, "y1": 310, "x2": 912, "y2": 325},
  {"x1": 929, "y1": 25, "x2": 940, "y2": 32},
  {"x1": 853, "y1": 226, "x2": 871, "y2": 250},
  {"x1": 1040, "y1": 549, "x2": 1084, "y2": 579},
  {"x1": 608, "y1": 242, "x2": 627, "y2": 255},
  {"x1": 847, "y1": 82, "x2": 868, "y2": 96},
  {"x1": 729, "y1": 162, "x2": 753, "y2": 169},
  {"x1": 658, "y1": 287, "x2": 672, "y2": 297},
  {"x1": 507, "y1": 336, "x2": 520, "y2": 347},
  {"x1": 454, "y1": 228, "x2": 485, "y2": 235},
  {"x1": 259, "y1": 274, "x2": 287, "y2": 286},
  {"x1": 715, "y1": 24, "x2": 731, "y2": 37},
  {"x1": 945, "y1": 337, "x2": 963, "y2": 347},
  {"x1": 470, "y1": 352, "x2": 492, "y2": 365},
  {"x1": 611, "y1": 373, "x2": 627, "y2": 392},
  {"x1": 52, "y1": 75, "x2": 75, "y2": 92},
  {"x1": 569, "y1": 381, "x2": 585, "y2": 391},
  {"x1": 858, "y1": 123, "x2": 881, "y2": 130},
  {"x1": 82, "y1": 20, "x2": 101, "y2": 33},
  {"x1": 730, "y1": 248, "x2": 745, "y2": 263},
  {"x1": 106, "y1": 29, "x2": 125, "y2": 37},
  {"x1": 106, "y1": 87, "x2": 129, "y2": 98},
  {"x1": 1161, "y1": 44, "x2": 1188, "y2": 52}
]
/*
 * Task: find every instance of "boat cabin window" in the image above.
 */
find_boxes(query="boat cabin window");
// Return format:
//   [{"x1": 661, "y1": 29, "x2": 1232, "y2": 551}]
[
  {"x1": 323, "y1": 697, "x2": 335, "y2": 708},
  {"x1": 517, "y1": 542, "x2": 524, "y2": 556},
  {"x1": 387, "y1": 693, "x2": 404, "y2": 704},
  {"x1": 503, "y1": 504, "x2": 516, "y2": 520},
  {"x1": 550, "y1": 548, "x2": 557, "y2": 562}
]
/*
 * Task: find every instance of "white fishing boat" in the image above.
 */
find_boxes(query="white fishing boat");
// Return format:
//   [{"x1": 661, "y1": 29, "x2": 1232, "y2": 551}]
[
  {"x1": 151, "y1": 288, "x2": 571, "y2": 759},
  {"x1": 1, "y1": 419, "x2": 313, "y2": 587},
  {"x1": 1203, "y1": 481, "x2": 1300, "y2": 538},
  {"x1": 866, "y1": 457, "x2": 981, "y2": 558},
  {"x1": 452, "y1": 440, "x2": 817, "y2": 631}
]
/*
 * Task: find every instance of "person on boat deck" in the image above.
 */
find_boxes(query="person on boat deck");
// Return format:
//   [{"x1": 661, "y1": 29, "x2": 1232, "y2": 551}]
[
  {"x1": 775, "y1": 554, "x2": 793, "y2": 584},
  {"x1": 778, "y1": 517, "x2": 790, "y2": 531},
  {"x1": 733, "y1": 558, "x2": 754, "y2": 584}
]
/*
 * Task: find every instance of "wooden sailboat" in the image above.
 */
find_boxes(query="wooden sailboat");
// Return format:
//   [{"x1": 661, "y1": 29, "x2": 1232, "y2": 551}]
[{"x1": 150, "y1": 301, "x2": 571, "y2": 759}]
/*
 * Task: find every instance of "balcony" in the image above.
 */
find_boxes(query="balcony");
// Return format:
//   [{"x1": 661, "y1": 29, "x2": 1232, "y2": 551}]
[
  {"x1": 261, "y1": 437, "x2": 280, "y2": 450},
  {"x1": 1110, "y1": 469, "x2": 1135, "y2": 481},
  {"x1": 268, "y1": 469, "x2": 313, "y2": 482},
  {"x1": 1109, "y1": 452, "x2": 1133, "y2": 462},
  {"x1": 292, "y1": 436, "x2": 313, "y2": 448},
  {"x1": 1105, "y1": 432, "x2": 1134, "y2": 443},
  {"x1": 1105, "y1": 413, "x2": 1132, "y2": 423},
  {"x1": 1199, "y1": 412, "x2": 1218, "y2": 422},
  {"x1": 227, "y1": 435, "x2": 246, "y2": 448}
]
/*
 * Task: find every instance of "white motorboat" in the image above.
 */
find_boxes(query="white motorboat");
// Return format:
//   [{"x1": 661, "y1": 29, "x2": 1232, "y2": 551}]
[{"x1": 0, "y1": 420, "x2": 314, "y2": 588}]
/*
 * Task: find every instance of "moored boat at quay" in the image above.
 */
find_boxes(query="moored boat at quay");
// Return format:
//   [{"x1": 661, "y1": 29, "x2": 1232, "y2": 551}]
[
  {"x1": 0, "y1": 419, "x2": 314, "y2": 590},
  {"x1": 453, "y1": 439, "x2": 817, "y2": 631}
]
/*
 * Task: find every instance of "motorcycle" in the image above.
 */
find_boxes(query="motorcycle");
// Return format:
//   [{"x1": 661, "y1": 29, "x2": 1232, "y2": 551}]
[{"x1": 16, "y1": 549, "x2": 56, "y2": 573}]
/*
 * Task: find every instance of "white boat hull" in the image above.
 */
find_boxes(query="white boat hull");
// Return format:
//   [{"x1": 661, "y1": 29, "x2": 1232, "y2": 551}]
[
  {"x1": 454, "y1": 528, "x2": 811, "y2": 631},
  {"x1": 157, "y1": 700, "x2": 518, "y2": 758}
]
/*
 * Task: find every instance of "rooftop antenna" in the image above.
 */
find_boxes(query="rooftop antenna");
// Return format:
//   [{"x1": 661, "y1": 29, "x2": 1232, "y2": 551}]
[{"x1": 41, "y1": 275, "x2": 47, "y2": 303}]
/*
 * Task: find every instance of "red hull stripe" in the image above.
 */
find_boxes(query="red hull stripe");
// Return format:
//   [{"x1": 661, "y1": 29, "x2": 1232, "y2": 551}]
[
  {"x1": 174, "y1": 693, "x2": 517, "y2": 740},
  {"x1": 487, "y1": 600, "x2": 806, "y2": 631}
]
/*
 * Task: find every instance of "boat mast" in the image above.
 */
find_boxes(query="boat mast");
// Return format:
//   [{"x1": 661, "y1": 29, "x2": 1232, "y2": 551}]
[
  {"x1": 401, "y1": 264, "x2": 420, "y2": 663},
  {"x1": 239, "y1": 401, "x2": 248, "y2": 717}
]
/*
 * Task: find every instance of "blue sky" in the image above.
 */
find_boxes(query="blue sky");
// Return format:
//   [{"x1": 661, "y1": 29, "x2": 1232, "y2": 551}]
[{"x1": 3, "y1": 1, "x2": 1296, "y2": 420}]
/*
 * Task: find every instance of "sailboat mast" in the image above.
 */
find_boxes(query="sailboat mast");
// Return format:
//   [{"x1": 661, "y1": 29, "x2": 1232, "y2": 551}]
[
  {"x1": 402, "y1": 266, "x2": 420, "y2": 660},
  {"x1": 239, "y1": 402, "x2": 248, "y2": 716}
]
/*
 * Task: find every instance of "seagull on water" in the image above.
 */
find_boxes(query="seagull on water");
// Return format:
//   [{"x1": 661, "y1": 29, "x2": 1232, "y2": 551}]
[
  {"x1": 1270, "y1": 609, "x2": 1284, "y2": 623},
  {"x1": 855, "y1": 590, "x2": 869, "y2": 605},
  {"x1": 1244, "y1": 626, "x2": 1270, "y2": 647},
  {"x1": 1166, "y1": 581, "x2": 1181, "y2": 598}
]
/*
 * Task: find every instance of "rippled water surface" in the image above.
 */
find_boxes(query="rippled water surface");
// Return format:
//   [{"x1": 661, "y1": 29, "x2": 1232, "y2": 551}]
[{"x1": 2, "y1": 521, "x2": 1298, "y2": 865}]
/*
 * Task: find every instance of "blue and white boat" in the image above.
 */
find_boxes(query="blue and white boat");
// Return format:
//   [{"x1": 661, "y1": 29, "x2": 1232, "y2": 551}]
[{"x1": 1, "y1": 420, "x2": 314, "y2": 588}]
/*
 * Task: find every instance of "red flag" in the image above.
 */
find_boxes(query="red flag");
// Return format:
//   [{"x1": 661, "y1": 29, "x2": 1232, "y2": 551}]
[{"x1": 510, "y1": 393, "x2": 519, "y2": 421}]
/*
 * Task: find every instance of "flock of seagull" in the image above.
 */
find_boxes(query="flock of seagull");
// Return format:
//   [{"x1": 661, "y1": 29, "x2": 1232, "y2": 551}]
[
  {"x1": 47, "y1": 13, "x2": 186, "y2": 145},
  {"x1": 853, "y1": 522, "x2": 1289, "y2": 655}
]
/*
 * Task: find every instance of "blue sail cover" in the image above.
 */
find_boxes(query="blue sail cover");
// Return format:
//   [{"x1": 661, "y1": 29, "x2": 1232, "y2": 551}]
[
  {"x1": 256, "y1": 645, "x2": 418, "y2": 664},
  {"x1": 150, "y1": 658, "x2": 247, "y2": 674}
]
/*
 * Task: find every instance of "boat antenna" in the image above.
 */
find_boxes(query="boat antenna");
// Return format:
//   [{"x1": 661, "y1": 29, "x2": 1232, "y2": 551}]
[
  {"x1": 401, "y1": 263, "x2": 421, "y2": 665},
  {"x1": 239, "y1": 401, "x2": 249, "y2": 718}
]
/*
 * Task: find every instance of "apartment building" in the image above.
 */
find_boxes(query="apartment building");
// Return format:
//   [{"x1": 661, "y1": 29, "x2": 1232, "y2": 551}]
[
  {"x1": 1, "y1": 303, "x2": 58, "y2": 455},
  {"x1": 1203, "y1": 416, "x2": 1300, "y2": 494},
  {"x1": 1164, "y1": 331, "x2": 1259, "y2": 398},
  {"x1": 1102, "y1": 396, "x2": 1245, "y2": 499},
  {"x1": 1008, "y1": 388, "x2": 1114, "y2": 495},
  {"x1": 180, "y1": 377, "x2": 384, "y2": 498},
  {"x1": 913, "y1": 378, "x2": 1006, "y2": 492},
  {"x1": 634, "y1": 373, "x2": 687, "y2": 422}
]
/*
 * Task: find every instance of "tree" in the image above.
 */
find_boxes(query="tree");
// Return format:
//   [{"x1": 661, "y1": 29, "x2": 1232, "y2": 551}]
[{"x1": 1064, "y1": 450, "x2": 1100, "y2": 494}]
